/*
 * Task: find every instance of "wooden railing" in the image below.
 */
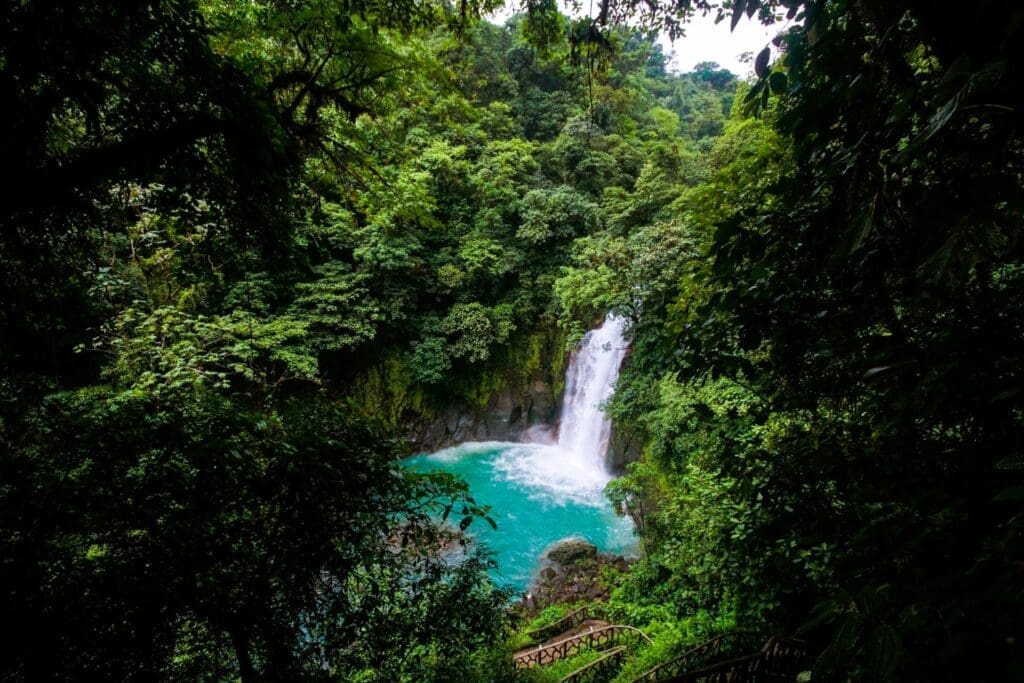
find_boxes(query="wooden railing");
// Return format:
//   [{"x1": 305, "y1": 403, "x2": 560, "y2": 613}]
[
  {"x1": 630, "y1": 631, "x2": 761, "y2": 682},
  {"x1": 513, "y1": 624, "x2": 652, "y2": 670},
  {"x1": 526, "y1": 605, "x2": 605, "y2": 643},
  {"x1": 560, "y1": 645, "x2": 627, "y2": 683},
  {"x1": 655, "y1": 636, "x2": 808, "y2": 683}
]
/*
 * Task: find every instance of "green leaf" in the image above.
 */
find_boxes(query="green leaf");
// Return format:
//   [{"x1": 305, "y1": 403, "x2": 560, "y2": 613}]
[
  {"x1": 799, "y1": 598, "x2": 839, "y2": 634},
  {"x1": 922, "y1": 94, "x2": 961, "y2": 142},
  {"x1": 755, "y1": 47, "x2": 771, "y2": 78},
  {"x1": 995, "y1": 454, "x2": 1024, "y2": 470},
  {"x1": 459, "y1": 516, "x2": 473, "y2": 531},
  {"x1": 866, "y1": 624, "x2": 901, "y2": 678},
  {"x1": 812, "y1": 645, "x2": 843, "y2": 680},
  {"x1": 832, "y1": 613, "x2": 861, "y2": 652},
  {"x1": 993, "y1": 487, "x2": 1024, "y2": 501},
  {"x1": 744, "y1": 78, "x2": 766, "y2": 103},
  {"x1": 848, "y1": 204, "x2": 875, "y2": 255},
  {"x1": 769, "y1": 71, "x2": 788, "y2": 94}
]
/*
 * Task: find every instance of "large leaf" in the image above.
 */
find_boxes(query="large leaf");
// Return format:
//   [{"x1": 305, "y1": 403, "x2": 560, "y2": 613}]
[
  {"x1": 866, "y1": 625, "x2": 901, "y2": 678},
  {"x1": 769, "y1": 71, "x2": 788, "y2": 94},
  {"x1": 798, "y1": 598, "x2": 839, "y2": 634},
  {"x1": 995, "y1": 454, "x2": 1024, "y2": 470},
  {"x1": 812, "y1": 645, "x2": 844, "y2": 680},
  {"x1": 731, "y1": 0, "x2": 747, "y2": 31},
  {"x1": 755, "y1": 47, "x2": 771, "y2": 78}
]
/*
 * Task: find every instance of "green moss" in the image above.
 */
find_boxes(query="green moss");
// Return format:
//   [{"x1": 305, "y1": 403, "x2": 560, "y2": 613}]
[{"x1": 345, "y1": 323, "x2": 567, "y2": 448}]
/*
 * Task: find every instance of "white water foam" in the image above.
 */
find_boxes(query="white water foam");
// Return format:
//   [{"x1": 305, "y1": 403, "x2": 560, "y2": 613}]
[{"x1": 491, "y1": 443, "x2": 609, "y2": 507}]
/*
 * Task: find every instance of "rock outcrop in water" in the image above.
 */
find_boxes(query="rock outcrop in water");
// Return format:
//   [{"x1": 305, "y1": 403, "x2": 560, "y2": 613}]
[
  {"x1": 546, "y1": 538, "x2": 599, "y2": 564},
  {"x1": 528, "y1": 539, "x2": 631, "y2": 607}
]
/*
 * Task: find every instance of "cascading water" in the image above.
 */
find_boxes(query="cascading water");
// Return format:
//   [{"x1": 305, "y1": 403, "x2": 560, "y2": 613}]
[
  {"x1": 557, "y1": 314, "x2": 629, "y2": 468},
  {"x1": 403, "y1": 314, "x2": 635, "y2": 589}
]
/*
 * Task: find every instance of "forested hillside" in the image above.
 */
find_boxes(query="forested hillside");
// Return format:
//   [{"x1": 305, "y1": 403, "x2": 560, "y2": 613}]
[{"x1": 2, "y1": 0, "x2": 1023, "y2": 681}]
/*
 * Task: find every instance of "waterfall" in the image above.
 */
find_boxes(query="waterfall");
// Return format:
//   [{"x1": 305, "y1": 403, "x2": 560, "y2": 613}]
[
  {"x1": 556, "y1": 314, "x2": 628, "y2": 470},
  {"x1": 486, "y1": 313, "x2": 630, "y2": 505}
]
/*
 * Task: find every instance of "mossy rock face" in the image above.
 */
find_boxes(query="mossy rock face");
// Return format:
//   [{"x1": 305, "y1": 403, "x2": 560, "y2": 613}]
[{"x1": 546, "y1": 539, "x2": 598, "y2": 566}]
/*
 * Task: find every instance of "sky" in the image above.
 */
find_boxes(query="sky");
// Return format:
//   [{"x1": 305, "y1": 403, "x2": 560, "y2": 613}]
[
  {"x1": 661, "y1": 11, "x2": 779, "y2": 76},
  {"x1": 487, "y1": 4, "x2": 785, "y2": 77}
]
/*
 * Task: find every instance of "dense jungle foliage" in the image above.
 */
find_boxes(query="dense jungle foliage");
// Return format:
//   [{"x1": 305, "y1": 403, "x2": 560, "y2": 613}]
[{"x1": 2, "y1": 0, "x2": 1023, "y2": 681}]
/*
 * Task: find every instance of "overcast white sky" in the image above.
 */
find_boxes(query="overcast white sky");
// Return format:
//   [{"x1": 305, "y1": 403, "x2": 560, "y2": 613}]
[
  {"x1": 487, "y1": 4, "x2": 784, "y2": 77},
  {"x1": 661, "y1": 11, "x2": 778, "y2": 75}
]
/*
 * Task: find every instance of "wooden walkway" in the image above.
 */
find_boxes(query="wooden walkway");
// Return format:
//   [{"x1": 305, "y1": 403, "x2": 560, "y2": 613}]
[
  {"x1": 526, "y1": 605, "x2": 607, "y2": 643},
  {"x1": 512, "y1": 623, "x2": 652, "y2": 669}
]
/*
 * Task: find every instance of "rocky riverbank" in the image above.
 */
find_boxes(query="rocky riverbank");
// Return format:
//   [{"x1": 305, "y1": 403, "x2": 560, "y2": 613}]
[{"x1": 523, "y1": 539, "x2": 632, "y2": 609}]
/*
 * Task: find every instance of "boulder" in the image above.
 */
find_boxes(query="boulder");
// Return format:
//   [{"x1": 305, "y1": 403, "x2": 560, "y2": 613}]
[
  {"x1": 526, "y1": 543, "x2": 635, "y2": 612},
  {"x1": 546, "y1": 539, "x2": 598, "y2": 566}
]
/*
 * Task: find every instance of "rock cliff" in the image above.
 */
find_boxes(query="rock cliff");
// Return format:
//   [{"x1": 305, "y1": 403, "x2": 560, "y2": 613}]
[{"x1": 403, "y1": 374, "x2": 559, "y2": 453}]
